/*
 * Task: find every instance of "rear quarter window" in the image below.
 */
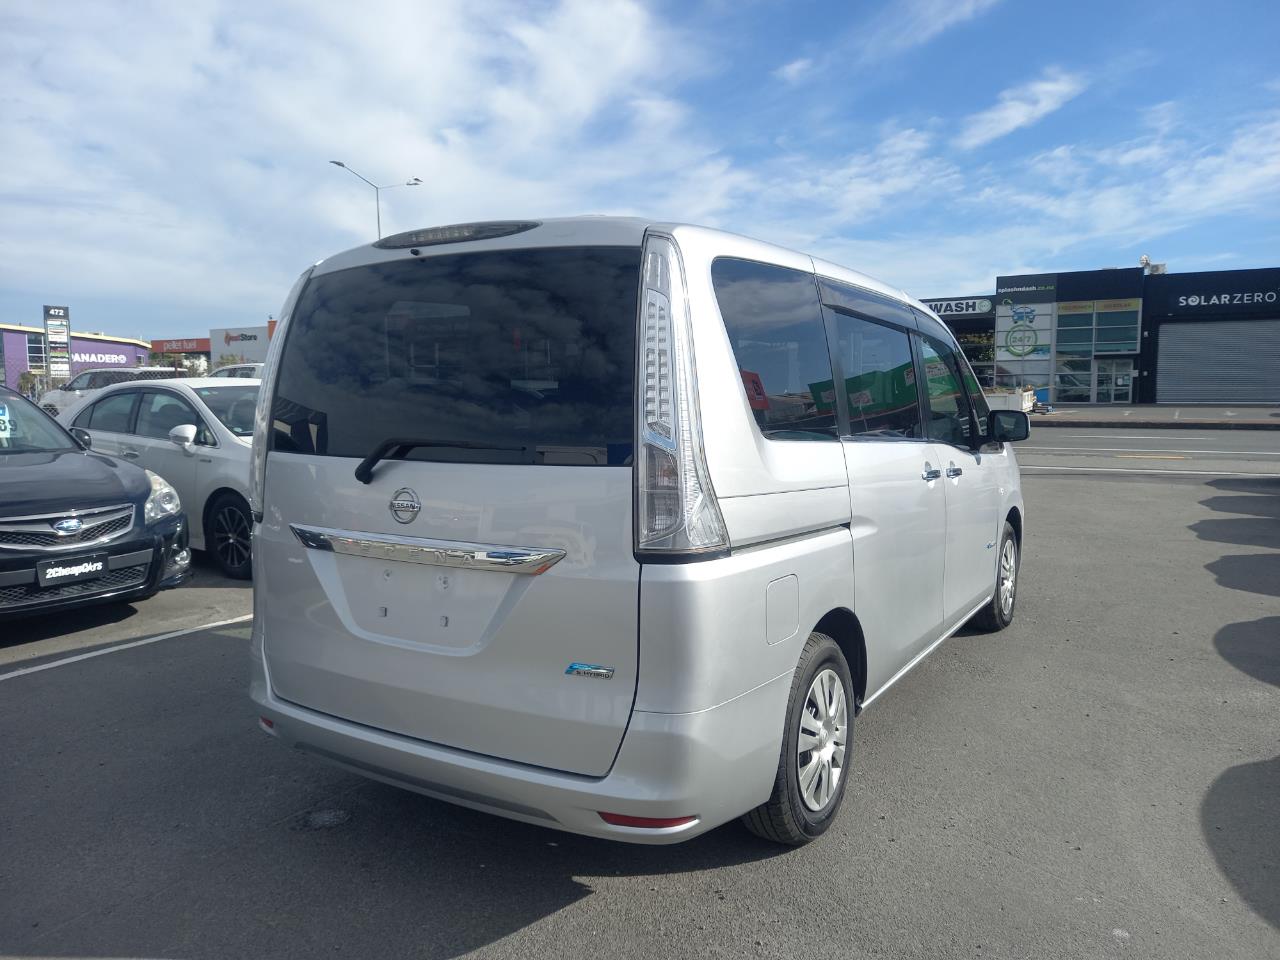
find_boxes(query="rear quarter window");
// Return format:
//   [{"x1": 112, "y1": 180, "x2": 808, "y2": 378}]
[
  {"x1": 711, "y1": 258, "x2": 837, "y2": 441},
  {"x1": 272, "y1": 246, "x2": 640, "y2": 466}
]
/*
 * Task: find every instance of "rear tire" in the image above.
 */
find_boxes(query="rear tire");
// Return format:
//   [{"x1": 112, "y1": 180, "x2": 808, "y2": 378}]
[
  {"x1": 742, "y1": 631, "x2": 853, "y2": 845},
  {"x1": 970, "y1": 520, "x2": 1018, "y2": 632},
  {"x1": 207, "y1": 492, "x2": 253, "y2": 580}
]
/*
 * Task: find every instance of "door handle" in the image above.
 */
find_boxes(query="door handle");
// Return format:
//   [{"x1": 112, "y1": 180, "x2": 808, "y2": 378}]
[
  {"x1": 121, "y1": 449, "x2": 140, "y2": 460},
  {"x1": 946, "y1": 464, "x2": 963, "y2": 478},
  {"x1": 922, "y1": 466, "x2": 942, "y2": 481}
]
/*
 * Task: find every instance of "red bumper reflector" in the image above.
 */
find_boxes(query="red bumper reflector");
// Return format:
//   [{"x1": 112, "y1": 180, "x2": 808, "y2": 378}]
[
  {"x1": 259, "y1": 716, "x2": 274, "y2": 729},
  {"x1": 598, "y1": 812, "x2": 696, "y2": 829}
]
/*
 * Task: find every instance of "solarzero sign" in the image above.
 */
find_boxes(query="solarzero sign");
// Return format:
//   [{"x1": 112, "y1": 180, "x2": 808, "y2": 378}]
[{"x1": 1176, "y1": 291, "x2": 1278, "y2": 307}]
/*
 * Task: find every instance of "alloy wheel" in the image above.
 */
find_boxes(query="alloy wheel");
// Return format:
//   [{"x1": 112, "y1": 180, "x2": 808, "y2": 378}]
[
  {"x1": 797, "y1": 668, "x2": 848, "y2": 812},
  {"x1": 215, "y1": 504, "x2": 251, "y2": 572},
  {"x1": 999, "y1": 538, "x2": 1017, "y2": 617}
]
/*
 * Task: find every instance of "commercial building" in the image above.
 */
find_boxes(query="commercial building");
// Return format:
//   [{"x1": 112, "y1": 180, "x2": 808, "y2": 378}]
[
  {"x1": 1, "y1": 323, "x2": 151, "y2": 393},
  {"x1": 150, "y1": 325, "x2": 275, "y2": 369},
  {"x1": 927, "y1": 265, "x2": 1280, "y2": 404}
]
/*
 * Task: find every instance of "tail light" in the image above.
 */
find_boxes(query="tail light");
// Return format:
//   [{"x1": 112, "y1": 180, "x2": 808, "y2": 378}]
[
  {"x1": 635, "y1": 234, "x2": 727, "y2": 557},
  {"x1": 250, "y1": 267, "x2": 313, "y2": 523}
]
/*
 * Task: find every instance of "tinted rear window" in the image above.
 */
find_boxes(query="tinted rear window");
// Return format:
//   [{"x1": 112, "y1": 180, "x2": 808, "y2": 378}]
[{"x1": 272, "y1": 246, "x2": 640, "y2": 466}]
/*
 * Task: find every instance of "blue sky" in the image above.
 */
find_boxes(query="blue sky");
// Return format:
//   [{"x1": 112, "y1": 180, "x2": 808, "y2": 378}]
[{"x1": 2, "y1": 0, "x2": 1278, "y2": 341}]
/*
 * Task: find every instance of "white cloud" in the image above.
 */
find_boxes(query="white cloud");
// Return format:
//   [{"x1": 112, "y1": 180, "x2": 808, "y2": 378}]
[
  {"x1": 0, "y1": 0, "x2": 729, "y2": 334},
  {"x1": 773, "y1": 57, "x2": 813, "y2": 85},
  {"x1": 1, "y1": 2, "x2": 1279, "y2": 336},
  {"x1": 855, "y1": 0, "x2": 1003, "y2": 63},
  {"x1": 957, "y1": 68, "x2": 1088, "y2": 149}
]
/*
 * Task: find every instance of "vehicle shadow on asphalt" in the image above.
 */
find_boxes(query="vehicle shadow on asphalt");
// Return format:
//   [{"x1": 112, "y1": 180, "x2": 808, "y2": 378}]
[
  {"x1": 1197, "y1": 477, "x2": 1280, "y2": 932},
  {"x1": 0, "y1": 600, "x2": 138, "y2": 648},
  {"x1": 1, "y1": 618, "x2": 792, "y2": 959},
  {"x1": 185, "y1": 549, "x2": 253, "y2": 589}
]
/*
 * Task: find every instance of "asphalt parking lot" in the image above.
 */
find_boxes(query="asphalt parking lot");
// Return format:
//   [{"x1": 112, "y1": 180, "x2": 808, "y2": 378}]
[{"x1": 2, "y1": 429, "x2": 1278, "y2": 959}]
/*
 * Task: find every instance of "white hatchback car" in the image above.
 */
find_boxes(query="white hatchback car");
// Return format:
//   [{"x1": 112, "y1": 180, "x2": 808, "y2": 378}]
[
  {"x1": 61, "y1": 378, "x2": 259, "y2": 578},
  {"x1": 250, "y1": 218, "x2": 1028, "y2": 845}
]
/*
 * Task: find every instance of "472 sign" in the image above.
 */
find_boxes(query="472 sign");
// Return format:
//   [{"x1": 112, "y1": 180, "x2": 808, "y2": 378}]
[{"x1": 43, "y1": 305, "x2": 71, "y2": 380}]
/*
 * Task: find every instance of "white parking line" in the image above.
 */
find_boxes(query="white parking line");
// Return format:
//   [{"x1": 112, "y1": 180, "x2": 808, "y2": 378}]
[
  {"x1": 1056, "y1": 434, "x2": 1223, "y2": 440},
  {"x1": 1022, "y1": 446, "x2": 1280, "y2": 456},
  {"x1": 0, "y1": 614, "x2": 252, "y2": 683},
  {"x1": 1021, "y1": 465, "x2": 1280, "y2": 478}
]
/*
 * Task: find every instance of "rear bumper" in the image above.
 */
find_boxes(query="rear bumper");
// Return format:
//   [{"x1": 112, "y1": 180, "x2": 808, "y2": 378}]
[{"x1": 251, "y1": 642, "x2": 790, "y2": 844}]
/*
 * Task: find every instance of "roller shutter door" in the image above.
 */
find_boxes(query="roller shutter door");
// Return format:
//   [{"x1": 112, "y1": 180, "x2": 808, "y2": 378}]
[{"x1": 1156, "y1": 319, "x2": 1280, "y2": 402}]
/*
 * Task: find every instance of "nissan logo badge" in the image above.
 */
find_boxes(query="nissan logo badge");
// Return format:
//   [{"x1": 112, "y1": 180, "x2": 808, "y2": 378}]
[{"x1": 389, "y1": 488, "x2": 421, "y2": 524}]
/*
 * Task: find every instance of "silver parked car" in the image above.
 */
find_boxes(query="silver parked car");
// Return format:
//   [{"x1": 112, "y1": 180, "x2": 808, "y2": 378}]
[
  {"x1": 209, "y1": 362, "x2": 263, "y2": 379},
  {"x1": 38, "y1": 366, "x2": 183, "y2": 418},
  {"x1": 61, "y1": 378, "x2": 259, "y2": 579},
  {"x1": 250, "y1": 218, "x2": 1029, "y2": 845}
]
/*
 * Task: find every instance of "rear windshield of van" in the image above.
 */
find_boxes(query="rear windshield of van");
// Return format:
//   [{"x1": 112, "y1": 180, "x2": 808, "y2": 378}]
[{"x1": 271, "y1": 246, "x2": 640, "y2": 466}]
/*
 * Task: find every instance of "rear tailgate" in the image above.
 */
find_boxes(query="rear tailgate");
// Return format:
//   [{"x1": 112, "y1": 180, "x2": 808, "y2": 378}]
[{"x1": 258, "y1": 241, "x2": 642, "y2": 777}]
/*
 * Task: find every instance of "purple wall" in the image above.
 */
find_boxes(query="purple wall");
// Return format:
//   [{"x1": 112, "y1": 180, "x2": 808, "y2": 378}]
[
  {"x1": 2, "y1": 329, "x2": 150, "y2": 393},
  {"x1": 2, "y1": 330, "x2": 28, "y2": 392},
  {"x1": 68, "y1": 337, "x2": 150, "y2": 375}
]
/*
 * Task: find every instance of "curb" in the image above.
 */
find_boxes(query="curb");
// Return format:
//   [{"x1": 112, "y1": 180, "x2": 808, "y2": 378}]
[{"x1": 1031, "y1": 419, "x2": 1280, "y2": 431}]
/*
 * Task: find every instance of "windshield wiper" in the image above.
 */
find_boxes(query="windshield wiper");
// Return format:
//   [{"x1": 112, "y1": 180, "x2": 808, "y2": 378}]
[{"x1": 354, "y1": 438, "x2": 531, "y2": 483}]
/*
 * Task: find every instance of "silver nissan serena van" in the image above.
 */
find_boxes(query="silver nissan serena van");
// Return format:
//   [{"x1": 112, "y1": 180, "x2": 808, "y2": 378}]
[{"x1": 250, "y1": 217, "x2": 1028, "y2": 845}]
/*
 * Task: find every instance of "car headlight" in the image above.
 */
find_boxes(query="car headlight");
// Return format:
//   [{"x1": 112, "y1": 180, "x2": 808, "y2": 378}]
[{"x1": 144, "y1": 469, "x2": 182, "y2": 523}]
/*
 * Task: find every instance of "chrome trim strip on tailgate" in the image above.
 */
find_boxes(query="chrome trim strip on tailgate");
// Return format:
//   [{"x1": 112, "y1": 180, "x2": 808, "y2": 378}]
[{"x1": 289, "y1": 524, "x2": 566, "y2": 575}]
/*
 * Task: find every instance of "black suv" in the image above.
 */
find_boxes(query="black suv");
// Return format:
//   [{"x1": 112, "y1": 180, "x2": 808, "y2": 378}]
[{"x1": 0, "y1": 387, "x2": 191, "y2": 620}]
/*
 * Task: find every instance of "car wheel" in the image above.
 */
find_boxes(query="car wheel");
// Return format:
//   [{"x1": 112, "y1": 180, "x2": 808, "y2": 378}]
[
  {"x1": 971, "y1": 520, "x2": 1018, "y2": 632},
  {"x1": 741, "y1": 631, "x2": 853, "y2": 845},
  {"x1": 207, "y1": 492, "x2": 253, "y2": 580}
]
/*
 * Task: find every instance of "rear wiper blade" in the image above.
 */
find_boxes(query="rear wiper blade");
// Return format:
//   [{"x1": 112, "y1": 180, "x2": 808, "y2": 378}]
[{"x1": 354, "y1": 438, "x2": 531, "y2": 484}]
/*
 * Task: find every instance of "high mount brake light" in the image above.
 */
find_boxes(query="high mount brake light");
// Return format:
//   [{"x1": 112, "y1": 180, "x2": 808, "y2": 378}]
[
  {"x1": 373, "y1": 221, "x2": 540, "y2": 250},
  {"x1": 635, "y1": 234, "x2": 727, "y2": 557}
]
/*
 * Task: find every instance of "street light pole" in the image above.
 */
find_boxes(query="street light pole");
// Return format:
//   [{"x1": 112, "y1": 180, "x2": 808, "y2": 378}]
[{"x1": 329, "y1": 161, "x2": 422, "y2": 239}]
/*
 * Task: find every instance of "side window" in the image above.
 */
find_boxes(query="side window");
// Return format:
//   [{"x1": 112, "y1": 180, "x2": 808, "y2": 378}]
[
  {"x1": 136, "y1": 391, "x2": 204, "y2": 441},
  {"x1": 66, "y1": 373, "x2": 93, "y2": 390},
  {"x1": 828, "y1": 314, "x2": 921, "y2": 439},
  {"x1": 72, "y1": 405, "x2": 94, "y2": 428},
  {"x1": 88, "y1": 392, "x2": 137, "y2": 433},
  {"x1": 917, "y1": 335, "x2": 974, "y2": 447},
  {"x1": 86, "y1": 372, "x2": 113, "y2": 389},
  {"x1": 711, "y1": 258, "x2": 837, "y2": 441}
]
